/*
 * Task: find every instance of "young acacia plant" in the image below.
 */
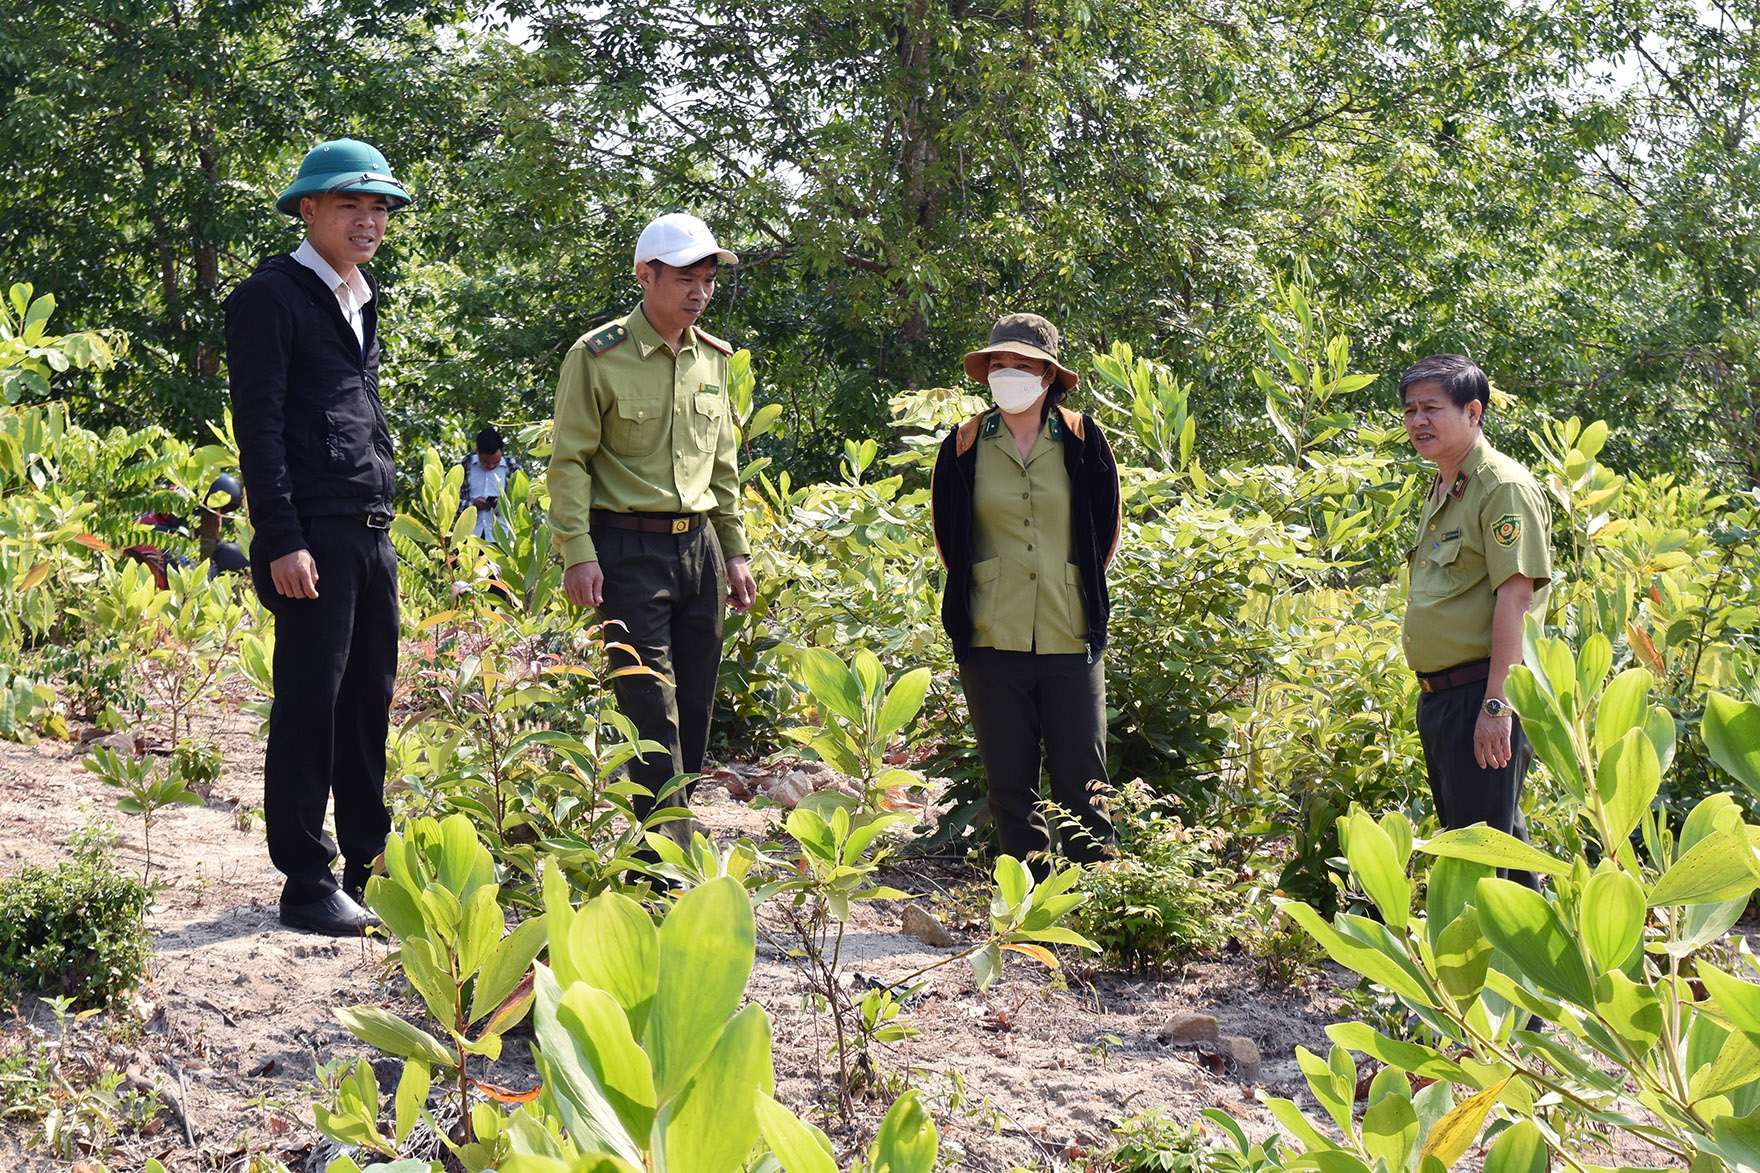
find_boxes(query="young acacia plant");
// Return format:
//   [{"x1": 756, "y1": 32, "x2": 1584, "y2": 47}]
[
  {"x1": 785, "y1": 646, "x2": 930, "y2": 808},
  {"x1": 81, "y1": 745, "x2": 204, "y2": 882},
  {"x1": 326, "y1": 814, "x2": 547, "y2": 1168},
  {"x1": 1209, "y1": 624, "x2": 1760, "y2": 1173}
]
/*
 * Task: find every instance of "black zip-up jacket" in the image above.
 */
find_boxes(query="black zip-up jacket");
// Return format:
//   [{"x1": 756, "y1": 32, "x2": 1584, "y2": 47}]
[
  {"x1": 224, "y1": 254, "x2": 395, "y2": 563},
  {"x1": 930, "y1": 405, "x2": 1122, "y2": 663}
]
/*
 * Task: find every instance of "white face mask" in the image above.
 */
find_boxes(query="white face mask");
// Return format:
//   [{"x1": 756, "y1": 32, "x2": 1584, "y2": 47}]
[{"x1": 989, "y1": 367, "x2": 1046, "y2": 415}]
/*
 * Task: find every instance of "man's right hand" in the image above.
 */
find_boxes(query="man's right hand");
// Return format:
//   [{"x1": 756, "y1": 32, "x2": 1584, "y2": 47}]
[
  {"x1": 270, "y1": 549, "x2": 320, "y2": 599},
  {"x1": 563, "y1": 560, "x2": 604, "y2": 608}
]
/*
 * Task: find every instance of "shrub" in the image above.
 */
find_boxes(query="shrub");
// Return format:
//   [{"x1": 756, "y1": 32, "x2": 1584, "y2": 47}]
[
  {"x1": 0, "y1": 838, "x2": 150, "y2": 1007},
  {"x1": 1099, "y1": 1108, "x2": 1223, "y2": 1171},
  {"x1": 1073, "y1": 781, "x2": 1233, "y2": 972}
]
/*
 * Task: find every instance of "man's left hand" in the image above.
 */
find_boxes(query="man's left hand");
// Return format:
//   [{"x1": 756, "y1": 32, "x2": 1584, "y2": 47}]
[
  {"x1": 1474, "y1": 710, "x2": 1513, "y2": 769},
  {"x1": 726, "y1": 555, "x2": 757, "y2": 613}
]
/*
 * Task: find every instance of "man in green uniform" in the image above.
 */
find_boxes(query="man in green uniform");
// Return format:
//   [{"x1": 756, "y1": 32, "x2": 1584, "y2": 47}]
[
  {"x1": 1400, "y1": 354, "x2": 1552, "y2": 888},
  {"x1": 548, "y1": 213, "x2": 756, "y2": 851}
]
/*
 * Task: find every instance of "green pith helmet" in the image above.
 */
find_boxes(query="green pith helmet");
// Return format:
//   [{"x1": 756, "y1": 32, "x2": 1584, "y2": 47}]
[{"x1": 275, "y1": 138, "x2": 412, "y2": 216}]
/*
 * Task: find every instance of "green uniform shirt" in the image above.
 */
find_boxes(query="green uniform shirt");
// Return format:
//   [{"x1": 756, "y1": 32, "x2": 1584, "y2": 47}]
[
  {"x1": 970, "y1": 411, "x2": 1088, "y2": 655},
  {"x1": 547, "y1": 306, "x2": 749, "y2": 568},
  {"x1": 1402, "y1": 435, "x2": 1552, "y2": 674}
]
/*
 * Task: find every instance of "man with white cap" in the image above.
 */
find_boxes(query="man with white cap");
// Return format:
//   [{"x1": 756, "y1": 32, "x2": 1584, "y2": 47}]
[{"x1": 548, "y1": 213, "x2": 756, "y2": 863}]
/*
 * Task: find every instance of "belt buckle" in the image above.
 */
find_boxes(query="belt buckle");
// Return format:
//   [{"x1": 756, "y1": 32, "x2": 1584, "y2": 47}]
[
  {"x1": 365, "y1": 511, "x2": 392, "y2": 530},
  {"x1": 670, "y1": 518, "x2": 691, "y2": 534}
]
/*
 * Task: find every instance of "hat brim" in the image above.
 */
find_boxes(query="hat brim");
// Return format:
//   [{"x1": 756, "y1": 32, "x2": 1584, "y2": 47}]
[
  {"x1": 276, "y1": 173, "x2": 413, "y2": 216},
  {"x1": 963, "y1": 342, "x2": 1079, "y2": 392},
  {"x1": 636, "y1": 243, "x2": 740, "y2": 271}
]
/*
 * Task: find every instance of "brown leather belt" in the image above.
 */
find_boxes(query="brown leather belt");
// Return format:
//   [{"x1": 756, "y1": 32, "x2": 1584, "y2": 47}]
[
  {"x1": 1417, "y1": 659, "x2": 1490, "y2": 694},
  {"x1": 590, "y1": 509, "x2": 703, "y2": 535}
]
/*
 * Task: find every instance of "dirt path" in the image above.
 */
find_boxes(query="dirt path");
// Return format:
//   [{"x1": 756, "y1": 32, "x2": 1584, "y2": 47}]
[{"x1": 0, "y1": 696, "x2": 1346, "y2": 1171}]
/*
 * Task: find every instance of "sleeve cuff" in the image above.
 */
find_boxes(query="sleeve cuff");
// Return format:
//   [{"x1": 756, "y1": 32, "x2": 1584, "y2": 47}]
[
  {"x1": 559, "y1": 532, "x2": 598, "y2": 568},
  {"x1": 715, "y1": 522, "x2": 750, "y2": 560}
]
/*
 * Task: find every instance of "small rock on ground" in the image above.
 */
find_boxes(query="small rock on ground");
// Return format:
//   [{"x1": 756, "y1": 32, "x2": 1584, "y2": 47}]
[
  {"x1": 1156, "y1": 1010, "x2": 1219, "y2": 1044},
  {"x1": 901, "y1": 904, "x2": 955, "y2": 948}
]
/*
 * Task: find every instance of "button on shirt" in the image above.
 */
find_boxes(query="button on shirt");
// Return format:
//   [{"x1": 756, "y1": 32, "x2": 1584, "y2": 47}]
[
  {"x1": 547, "y1": 306, "x2": 748, "y2": 568},
  {"x1": 1402, "y1": 435, "x2": 1553, "y2": 673},
  {"x1": 969, "y1": 413, "x2": 1088, "y2": 654},
  {"x1": 292, "y1": 239, "x2": 371, "y2": 350}
]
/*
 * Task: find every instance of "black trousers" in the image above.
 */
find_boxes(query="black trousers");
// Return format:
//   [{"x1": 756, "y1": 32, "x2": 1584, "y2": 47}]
[
  {"x1": 250, "y1": 516, "x2": 398, "y2": 904},
  {"x1": 594, "y1": 523, "x2": 725, "y2": 839},
  {"x1": 1417, "y1": 677, "x2": 1538, "y2": 889},
  {"x1": 959, "y1": 647, "x2": 1114, "y2": 870}
]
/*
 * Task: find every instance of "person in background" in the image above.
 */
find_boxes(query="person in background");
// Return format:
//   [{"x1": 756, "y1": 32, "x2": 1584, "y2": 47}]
[
  {"x1": 459, "y1": 424, "x2": 518, "y2": 542},
  {"x1": 930, "y1": 312, "x2": 1121, "y2": 876},
  {"x1": 225, "y1": 137, "x2": 411, "y2": 936},
  {"x1": 1399, "y1": 354, "x2": 1552, "y2": 890}
]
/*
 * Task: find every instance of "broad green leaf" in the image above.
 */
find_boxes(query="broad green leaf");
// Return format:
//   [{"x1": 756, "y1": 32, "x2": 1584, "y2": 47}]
[
  {"x1": 471, "y1": 914, "x2": 548, "y2": 1026},
  {"x1": 646, "y1": 877, "x2": 754, "y2": 1102},
  {"x1": 1296, "y1": 1046, "x2": 1356, "y2": 1136},
  {"x1": 876, "y1": 667, "x2": 931, "y2": 739},
  {"x1": 1595, "y1": 728, "x2": 1660, "y2": 848},
  {"x1": 1704, "y1": 691, "x2": 1760, "y2": 798},
  {"x1": 335, "y1": 1005, "x2": 454, "y2": 1068},
  {"x1": 1279, "y1": 901, "x2": 1436, "y2": 1007},
  {"x1": 1593, "y1": 971, "x2": 1662, "y2": 1051},
  {"x1": 1506, "y1": 667, "x2": 1584, "y2": 797},
  {"x1": 1326, "y1": 1023, "x2": 1476, "y2": 1084},
  {"x1": 1579, "y1": 870, "x2": 1644, "y2": 973},
  {"x1": 365, "y1": 875, "x2": 427, "y2": 942},
  {"x1": 531, "y1": 965, "x2": 645, "y2": 1166},
  {"x1": 654, "y1": 1004, "x2": 774, "y2": 1173},
  {"x1": 458, "y1": 882, "x2": 504, "y2": 980},
  {"x1": 1710, "y1": 1104, "x2": 1760, "y2": 1171},
  {"x1": 394, "y1": 1059, "x2": 430, "y2": 1145},
  {"x1": 795, "y1": 648, "x2": 865, "y2": 727},
  {"x1": 1575, "y1": 633, "x2": 1613, "y2": 706},
  {"x1": 1475, "y1": 879, "x2": 1594, "y2": 1007},
  {"x1": 1433, "y1": 908, "x2": 1492, "y2": 1007},
  {"x1": 1362, "y1": 1078, "x2": 1419, "y2": 1173},
  {"x1": 1649, "y1": 828, "x2": 1760, "y2": 907},
  {"x1": 1483, "y1": 1119, "x2": 1547, "y2": 1173},
  {"x1": 868, "y1": 1089, "x2": 939, "y2": 1173},
  {"x1": 554, "y1": 982, "x2": 657, "y2": 1143},
  {"x1": 574, "y1": 892, "x2": 660, "y2": 1035},
  {"x1": 1421, "y1": 827, "x2": 1568, "y2": 877},
  {"x1": 401, "y1": 936, "x2": 461, "y2": 1026},
  {"x1": 1690, "y1": 1025, "x2": 1760, "y2": 1099},
  {"x1": 1419, "y1": 1076, "x2": 1511, "y2": 1167},
  {"x1": 1594, "y1": 668, "x2": 1652, "y2": 756},
  {"x1": 1345, "y1": 808, "x2": 1410, "y2": 930},
  {"x1": 1426, "y1": 856, "x2": 1493, "y2": 953},
  {"x1": 1699, "y1": 963, "x2": 1760, "y2": 1034},
  {"x1": 993, "y1": 855, "x2": 1032, "y2": 913},
  {"x1": 754, "y1": 1091, "x2": 837, "y2": 1173}
]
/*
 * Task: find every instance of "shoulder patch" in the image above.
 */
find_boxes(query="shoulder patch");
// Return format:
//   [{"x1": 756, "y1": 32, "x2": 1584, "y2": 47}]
[
  {"x1": 584, "y1": 322, "x2": 628, "y2": 356},
  {"x1": 1492, "y1": 514, "x2": 1522, "y2": 548},
  {"x1": 693, "y1": 325, "x2": 734, "y2": 355}
]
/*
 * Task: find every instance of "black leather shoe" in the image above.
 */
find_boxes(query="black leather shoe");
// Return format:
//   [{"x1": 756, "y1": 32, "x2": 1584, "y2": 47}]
[
  {"x1": 280, "y1": 890, "x2": 379, "y2": 936},
  {"x1": 342, "y1": 876, "x2": 369, "y2": 908}
]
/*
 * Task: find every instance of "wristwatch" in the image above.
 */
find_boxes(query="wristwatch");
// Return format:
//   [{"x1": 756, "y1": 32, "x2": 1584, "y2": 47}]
[{"x1": 1481, "y1": 697, "x2": 1511, "y2": 718}]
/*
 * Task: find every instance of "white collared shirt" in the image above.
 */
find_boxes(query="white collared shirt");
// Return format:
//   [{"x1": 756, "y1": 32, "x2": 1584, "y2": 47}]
[{"x1": 292, "y1": 238, "x2": 373, "y2": 349}]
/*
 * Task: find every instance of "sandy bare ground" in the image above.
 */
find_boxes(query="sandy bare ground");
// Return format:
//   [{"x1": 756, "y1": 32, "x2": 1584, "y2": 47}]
[{"x1": 0, "y1": 694, "x2": 1351, "y2": 1171}]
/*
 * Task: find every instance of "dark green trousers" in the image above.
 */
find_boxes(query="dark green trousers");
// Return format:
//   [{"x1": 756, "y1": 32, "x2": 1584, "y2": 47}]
[
  {"x1": 959, "y1": 647, "x2": 1114, "y2": 869},
  {"x1": 594, "y1": 522, "x2": 725, "y2": 830}
]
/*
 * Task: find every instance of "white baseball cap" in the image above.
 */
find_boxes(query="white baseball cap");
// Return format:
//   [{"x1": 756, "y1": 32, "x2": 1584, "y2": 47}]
[{"x1": 633, "y1": 212, "x2": 738, "y2": 273}]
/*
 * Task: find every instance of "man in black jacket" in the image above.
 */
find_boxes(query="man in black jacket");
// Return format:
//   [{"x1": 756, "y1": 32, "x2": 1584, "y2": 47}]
[{"x1": 225, "y1": 139, "x2": 412, "y2": 935}]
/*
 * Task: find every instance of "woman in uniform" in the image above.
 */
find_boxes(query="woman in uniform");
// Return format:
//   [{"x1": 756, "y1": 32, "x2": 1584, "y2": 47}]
[{"x1": 930, "y1": 313, "x2": 1122, "y2": 874}]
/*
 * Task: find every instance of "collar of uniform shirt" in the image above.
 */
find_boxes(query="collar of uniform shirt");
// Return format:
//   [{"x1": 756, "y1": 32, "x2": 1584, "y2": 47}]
[
  {"x1": 292, "y1": 238, "x2": 374, "y2": 313},
  {"x1": 629, "y1": 304, "x2": 697, "y2": 359},
  {"x1": 1432, "y1": 432, "x2": 1491, "y2": 500}
]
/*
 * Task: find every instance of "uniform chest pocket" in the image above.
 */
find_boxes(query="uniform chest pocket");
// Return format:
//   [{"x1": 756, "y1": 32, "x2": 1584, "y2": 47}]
[
  {"x1": 607, "y1": 396, "x2": 665, "y2": 458},
  {"x1": 1414, "y1": 536, "x2": 1478, "y2": 600},
  {"x1": 689, "y1": 391, "x2": 723, "y2": 452}
]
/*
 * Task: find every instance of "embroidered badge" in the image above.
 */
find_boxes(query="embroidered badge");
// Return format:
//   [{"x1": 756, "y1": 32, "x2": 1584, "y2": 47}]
[
  {"x1": 1449, "y1": 472, "x2": 1469, "y2": 500},
  {"x1": 1492, "y1": 514, "x2": 1521, "y2": 547}
]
